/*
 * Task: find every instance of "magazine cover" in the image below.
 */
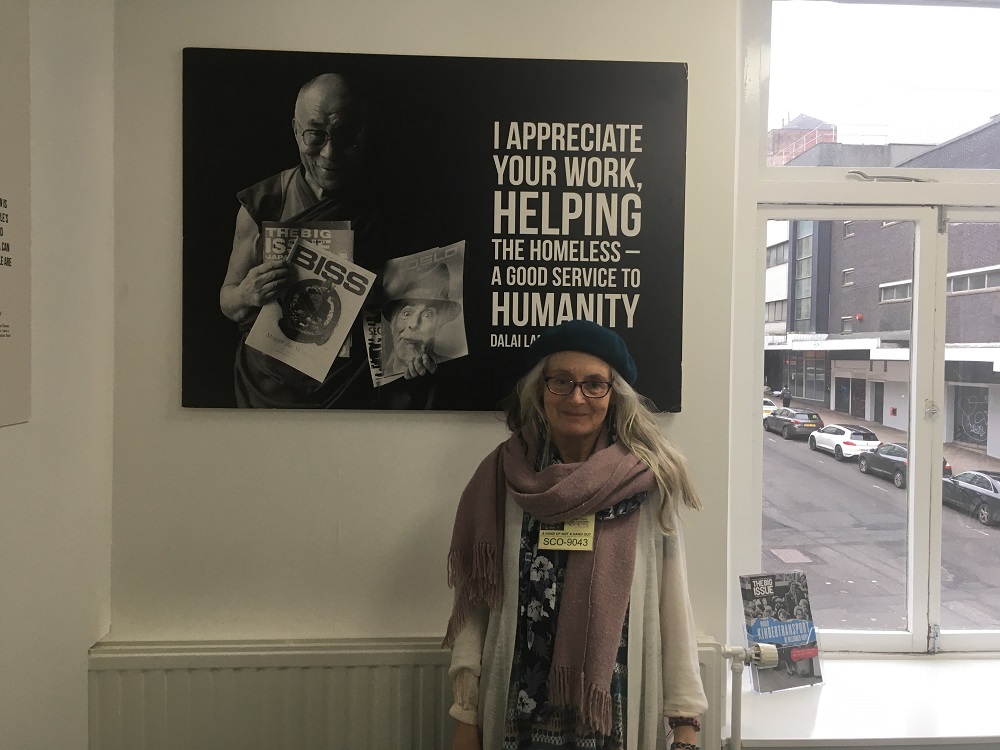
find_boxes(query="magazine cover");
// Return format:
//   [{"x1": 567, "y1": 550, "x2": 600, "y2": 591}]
[
  {"x1": 365, "y1": 240, "x2": 468, "y2": 387},
  {"x1": 245, "y1": 232, "x2": 375, "y2": 382},
  {"x1": 740, "y1": 571, "x2": 823, "y2": 693},
  {"x1": 262, "y1": 221, "x2": 353, "y2": 357}
]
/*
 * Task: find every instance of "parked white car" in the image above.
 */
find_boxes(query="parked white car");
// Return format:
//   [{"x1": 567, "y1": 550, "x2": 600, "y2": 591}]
[
  {"x1": 763, "y1": 397, "x2": 777, "y2": 417},
  {"x1": 808, "y1": 424, "x2": 881, "y2": 461}
]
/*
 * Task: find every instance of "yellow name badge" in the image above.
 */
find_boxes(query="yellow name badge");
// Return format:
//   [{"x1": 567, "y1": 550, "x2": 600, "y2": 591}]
[{"x1": 538, "y1": 514, "x2": 595, "y2": 551}]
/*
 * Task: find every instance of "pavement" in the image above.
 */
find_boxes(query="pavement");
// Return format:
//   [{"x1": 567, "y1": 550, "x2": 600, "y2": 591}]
[{"x1": 780, "y1": 397, "x2": 1000, "y2": 476}]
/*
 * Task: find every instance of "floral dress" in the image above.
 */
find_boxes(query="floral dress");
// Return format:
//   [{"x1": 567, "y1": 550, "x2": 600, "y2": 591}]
[{"x1": 502, "y1": 446, "x2": 646, "y2": 750}]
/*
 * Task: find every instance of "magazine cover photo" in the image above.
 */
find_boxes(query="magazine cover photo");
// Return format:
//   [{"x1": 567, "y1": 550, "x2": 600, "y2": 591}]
[
  {"x1": 740, "y1": 571, "x2": 823, "y2": 693},
  {"x1": 182, "y1": 48, "x2": 689, "y2": 411}
]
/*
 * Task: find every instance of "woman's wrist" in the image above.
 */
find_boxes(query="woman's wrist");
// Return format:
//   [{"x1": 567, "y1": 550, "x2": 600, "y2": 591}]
[
  {"x1": 667, "y1": 716, "x2": 701, "y2": 732},
  {"x1": 669, "y1": 715, "x2": 699, "y2": 746}
]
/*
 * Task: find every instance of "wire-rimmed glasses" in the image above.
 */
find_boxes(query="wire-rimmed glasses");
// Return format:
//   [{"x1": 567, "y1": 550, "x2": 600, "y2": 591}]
[{"x1": 295, "y1": 120, "x2": 365, "y2": 151}]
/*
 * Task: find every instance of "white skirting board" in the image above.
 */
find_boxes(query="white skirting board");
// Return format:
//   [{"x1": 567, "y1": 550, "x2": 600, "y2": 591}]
[{"x1": 89, "y1": 638, "x2": 726, "y2": 750}]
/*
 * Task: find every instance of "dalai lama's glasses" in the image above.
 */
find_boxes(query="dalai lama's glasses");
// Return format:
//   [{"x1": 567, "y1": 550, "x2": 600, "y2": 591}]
[{"x1": 295, "y1": 120, "x2": 366, "y2": 151}]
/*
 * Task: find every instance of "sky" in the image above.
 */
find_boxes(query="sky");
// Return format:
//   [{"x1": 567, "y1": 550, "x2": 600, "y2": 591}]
[{"x1": 769, "y1": 2, "x2": 1000, "y2": 145}]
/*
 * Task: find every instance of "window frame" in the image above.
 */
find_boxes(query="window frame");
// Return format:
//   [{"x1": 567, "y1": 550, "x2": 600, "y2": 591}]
[
  {"x1": 879, "y1": 280, "x2": 913, "y2": 303},
  {"x1": 947, "y1": 264, "x2": 1000, "y2": 294},
  {"x1": 735, "y1": 0, "x2": 1000, "y2": 654}
]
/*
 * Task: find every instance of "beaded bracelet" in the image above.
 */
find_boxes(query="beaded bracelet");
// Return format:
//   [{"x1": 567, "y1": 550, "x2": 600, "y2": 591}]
[
  {"x1": 670, "y1": 742, "x2": 699, "y2": 750},
  {"x1": 668, "y1": 716, "x2": 702, "y2": 732}
]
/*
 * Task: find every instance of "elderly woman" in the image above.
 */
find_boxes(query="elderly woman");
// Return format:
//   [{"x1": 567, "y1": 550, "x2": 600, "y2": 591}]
[{"x1": 444, "y1": 320, "x2": 707, "y2": 750}]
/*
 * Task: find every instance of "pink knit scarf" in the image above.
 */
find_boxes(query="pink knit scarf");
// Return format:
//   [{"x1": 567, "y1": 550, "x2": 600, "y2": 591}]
[{"x1": 444, "y1": 427, "x2": 655, "y2": 736}]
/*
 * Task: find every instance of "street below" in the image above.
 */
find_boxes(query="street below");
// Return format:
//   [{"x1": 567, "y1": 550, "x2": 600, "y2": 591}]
[{"x1": 762, "y1": 429, "x2": 1000, "y2": 632}]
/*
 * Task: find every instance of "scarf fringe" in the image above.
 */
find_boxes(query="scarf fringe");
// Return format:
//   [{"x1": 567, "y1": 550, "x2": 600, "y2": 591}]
[
  {"x1": 442, "y1": 543, "x2": 500, "y2": 648},
  {"x1": 549, "y1": 666, "x2": 613, "y2": 737}
]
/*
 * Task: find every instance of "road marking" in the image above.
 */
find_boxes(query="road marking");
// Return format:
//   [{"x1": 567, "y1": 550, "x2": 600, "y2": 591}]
[
  {"x1": 975, "y1": 529, "x2": 990, "y2": 537},
  {"x1": 770, "y1": 548, "x2": 813, "y2": 564},
  {"x1": 872, "y1": 485, "x2": 889, "y2": 492}
]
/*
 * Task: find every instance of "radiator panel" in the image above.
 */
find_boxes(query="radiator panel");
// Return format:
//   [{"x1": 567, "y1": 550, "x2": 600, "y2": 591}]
[{"x1": 89, "y1": 638, "x2": 723, "y2": 750}]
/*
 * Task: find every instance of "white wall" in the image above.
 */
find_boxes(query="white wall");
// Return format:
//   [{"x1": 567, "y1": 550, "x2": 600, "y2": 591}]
[
  {"x1": 764, "y1": 263, "x2": 788, "y2": 304},
  {"x1": 884, "y1": 380, "x2": 910, "y2": 432},
  {"x1": 0, "y1": 1, "x2": 114, "y2": 748},
  {"x1": 110, "y1": 0, "x2": 738, "y2": 644}
]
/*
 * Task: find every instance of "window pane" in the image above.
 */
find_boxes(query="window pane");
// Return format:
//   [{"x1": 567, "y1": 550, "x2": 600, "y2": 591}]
[
  {"x1": 763, "y1": 218, "x2": 914, "y2": 631},
  {"x1": 796, "y1": 235, "x2": 813, "y2": 260},
  {"x1": 939, "y1": 221, "x2": 1000, "y2": 631},
  {"x1": 769, "y1": 2, "x2": 1000, "y2": 169}
]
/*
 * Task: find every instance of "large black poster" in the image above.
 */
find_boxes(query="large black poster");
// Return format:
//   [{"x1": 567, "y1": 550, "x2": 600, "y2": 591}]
[{"x1": 182, "y1": 48, "x2": 688, "y2": 411}]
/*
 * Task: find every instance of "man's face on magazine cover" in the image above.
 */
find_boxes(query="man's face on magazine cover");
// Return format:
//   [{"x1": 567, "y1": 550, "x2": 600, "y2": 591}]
[{"x1": 390, "y1": 301, "x2": 445, "y2": 359}]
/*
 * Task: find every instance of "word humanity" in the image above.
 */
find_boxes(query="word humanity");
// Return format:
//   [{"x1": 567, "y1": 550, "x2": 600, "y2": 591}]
[{"x1": 492, "y1": 292, "x2": 639, "y2": 328}]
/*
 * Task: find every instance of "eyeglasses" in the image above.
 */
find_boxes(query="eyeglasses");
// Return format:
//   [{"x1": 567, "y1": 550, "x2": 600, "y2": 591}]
[
  {"x1": 543, "y1": 376, "x2": 612, "y2": 399},
  {"x1": 295, "y1": 120, "x2": 365, "y2": 150}
]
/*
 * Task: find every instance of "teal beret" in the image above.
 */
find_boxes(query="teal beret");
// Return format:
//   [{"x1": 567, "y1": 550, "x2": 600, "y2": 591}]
[{"x1": 525, "y1": 320, "x2": 637, "y2": 385}]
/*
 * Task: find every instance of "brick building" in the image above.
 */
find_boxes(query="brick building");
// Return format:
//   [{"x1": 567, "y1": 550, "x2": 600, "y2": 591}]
[{"x1": 764, "y1": 114, "x2": 1000, "y2": 458}]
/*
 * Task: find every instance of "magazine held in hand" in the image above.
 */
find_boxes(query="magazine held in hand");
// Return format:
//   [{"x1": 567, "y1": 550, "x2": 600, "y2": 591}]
[
  {"x1": 740, "y1": 571, "x2": 823, "y2": 693},
  {"x1": 245, "y1": 222, "x2": 375, "y2": 382},
  {"x1": 364, "y1": 240, "x2": 468, "y2": 387}
]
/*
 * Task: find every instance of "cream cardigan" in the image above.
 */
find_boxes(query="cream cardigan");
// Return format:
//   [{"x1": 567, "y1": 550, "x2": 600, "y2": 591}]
[{"x1": 448, "y1": 492, "x2": 708, "y2": 750}]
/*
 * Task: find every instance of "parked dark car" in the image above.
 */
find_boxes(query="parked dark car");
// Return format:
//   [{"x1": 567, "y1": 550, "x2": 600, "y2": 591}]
[
  {"x1": 763, "y1": 408, "x2": 824, "y2": 440},
  {"x1": 857, "y1": 442, "x2": 953, "y2": 489},
  {"x1": 942, "y1": 471, "x2": 1000, "y2": 526}
]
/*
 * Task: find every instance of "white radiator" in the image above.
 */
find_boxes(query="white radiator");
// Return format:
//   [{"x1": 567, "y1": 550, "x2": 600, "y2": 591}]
[{"x1": 89, "y1": 638, "x2": 726, "y2": 750}]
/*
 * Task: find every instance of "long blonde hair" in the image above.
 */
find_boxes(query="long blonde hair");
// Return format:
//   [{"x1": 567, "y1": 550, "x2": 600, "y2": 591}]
[{"x1": 504, "y1": 358, "x2": 702, "y2": 534}]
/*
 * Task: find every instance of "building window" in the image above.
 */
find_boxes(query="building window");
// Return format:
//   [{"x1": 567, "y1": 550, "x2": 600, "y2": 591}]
[
  {"x1": 792, "y1": 221, "x2": 814, "y2": 331},
  {"x1": 842, "y1": 268, "x2": 855, "y2": 286},
  {"x1": 840, "y1": 316, "x2": 854, "y2": 334},
  {"x1": 765, "y1": 299, "x2": 787, "y2": 322},
  {"x1": 880, "y1": 281, "x2": 912, "y2": 303},
  {"x1": 843, "y1": 220, "x2": 855, "y2": 238},
  {"x1": 947, "y1": 265, "x2": 1000, "y2": 294},
  {"x1": 766, "y1": 240, "x2": 789, "y2": 267},
  {"x1": 785, "y1": 350, "x2": 827, "y2": 401}
]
